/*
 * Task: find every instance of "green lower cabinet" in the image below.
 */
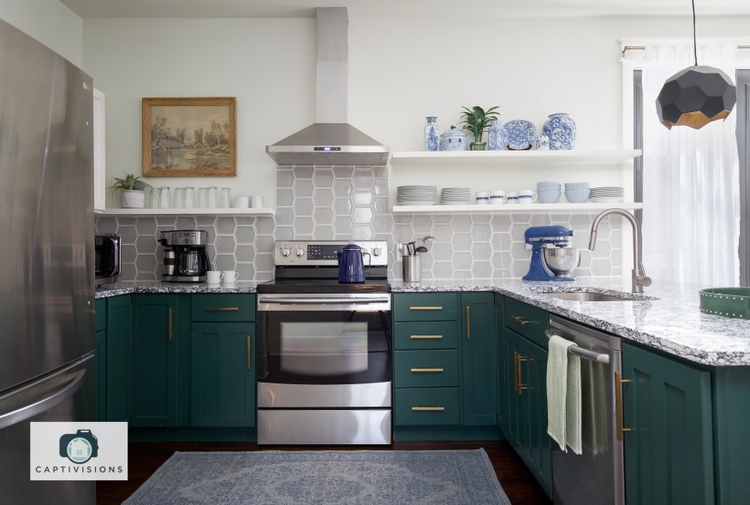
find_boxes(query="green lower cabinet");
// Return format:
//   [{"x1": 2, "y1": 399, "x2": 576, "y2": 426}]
[
  {"x1": 190, "y1": 322, "x2": 256, "y2": 427},
  {"x1": 494, "y1": 293, "x2": 507, "y2": 432},
  {"x1": 460, "y1": 292, "x2": 497, "y2": 426},
  {"x1": 394, "y1": 388, "x2": 460, "y2": 425},
  {"x1": 105, "y1": 295, "x2": 131, "y2": 422},
  {"x1": 622, "y1": 342, "x2": 714, "y2": 505}
]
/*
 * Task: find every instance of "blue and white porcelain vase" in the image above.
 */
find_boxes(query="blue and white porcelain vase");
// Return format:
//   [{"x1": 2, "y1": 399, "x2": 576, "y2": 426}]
[
  {"x1": 425, "y1": 116, "x2": 439, "y2": 152},
  {"x1": 487, "y1": 120, "x2": 507, "y2": 151},
  {"x1": 542, "y1": 113, "x2": 576, "y2": 150},
  {"x1": 439, "y1": 125, "x2": 468, "y2": 151}
]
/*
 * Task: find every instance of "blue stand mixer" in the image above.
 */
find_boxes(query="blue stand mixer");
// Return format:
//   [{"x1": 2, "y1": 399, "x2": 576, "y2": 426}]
[{"x1": 522, "y1": 225, "x2": 578, "y2": 281}]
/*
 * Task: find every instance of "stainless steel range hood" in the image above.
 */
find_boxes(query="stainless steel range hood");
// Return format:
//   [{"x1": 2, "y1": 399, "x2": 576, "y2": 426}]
[{"x1": 265, "y1": 8, "x2": 389, "y2": 166}]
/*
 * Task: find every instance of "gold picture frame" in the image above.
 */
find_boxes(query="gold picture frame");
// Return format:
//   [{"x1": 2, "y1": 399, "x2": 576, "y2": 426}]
[{"x1": 142, "y1": 97, "x2": 236, "y2": 177}]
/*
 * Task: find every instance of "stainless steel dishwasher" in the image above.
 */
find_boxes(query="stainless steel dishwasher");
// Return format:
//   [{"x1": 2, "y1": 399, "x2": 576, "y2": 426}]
[{"x1": 546, "y1": 315, "x2": 625, "y2": 505}]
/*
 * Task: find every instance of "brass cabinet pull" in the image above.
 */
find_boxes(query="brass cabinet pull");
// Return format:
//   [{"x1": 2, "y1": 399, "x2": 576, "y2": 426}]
[
  {"x1": 247, "y1": 335, "x2": 253, "y2": 370},
  {"x1": 409, "y1": 306, "x2": 443, "y2": 311},
  {"x1": 411, "y1": 406, "x2": 445, "y2": 411},
  {"x1": 515, "y1": 352, "x2": 528, "y2": 395},
  {"x1": 615, "y1": 372, "x2": 633, "y2": 441},
  {"x1": 168, "y1": 307, "x2": 173, "y2": 341},
  {"x1": 513, "y1": 352, "x2": 520, "y2": 393},
  {"x1": 410, "y1": 367, "x2": 444, "y2": 373},
  {"x1": 466, "y1": 306, "x2": 471, "y2": 340},
  {"x1": 410, "y1": 334, "x2": 443, "y2": 340},
  {"x1": 206, "y1": 307, "x2": 239, "y2": 311},
  {"x1": 511, "y1": 315, "x2": 534, "y2": 326}
]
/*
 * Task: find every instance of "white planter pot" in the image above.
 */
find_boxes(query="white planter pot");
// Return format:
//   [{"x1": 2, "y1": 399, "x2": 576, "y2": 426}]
[{"x1": 121, "y1": 190, "x2": 145, "y2": 208}]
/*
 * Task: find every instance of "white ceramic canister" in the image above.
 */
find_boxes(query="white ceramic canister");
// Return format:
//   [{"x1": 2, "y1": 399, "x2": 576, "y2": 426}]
[
  {"x1": 439, "y1": 126, "x2": 468, "y2": 151},
  {"x1": 233, "y1": 193, "x2": 249, "y2": 208}
]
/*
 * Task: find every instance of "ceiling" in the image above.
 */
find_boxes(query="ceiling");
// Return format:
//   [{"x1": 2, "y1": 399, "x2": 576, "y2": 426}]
[{"x1": 58, "y1": 0, "x2": 750, "y2": 19}]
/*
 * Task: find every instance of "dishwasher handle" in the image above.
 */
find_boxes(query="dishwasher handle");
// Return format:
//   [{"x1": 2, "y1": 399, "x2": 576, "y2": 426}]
[{"x1": 545, "y1": 329, "x2": 610, "y2": 364}]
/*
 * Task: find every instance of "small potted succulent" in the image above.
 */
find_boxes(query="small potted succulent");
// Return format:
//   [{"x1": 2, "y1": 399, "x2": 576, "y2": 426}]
[
  {"x1": 108, "y1": 173, "x2": 151, "y2": 208},
  {"x1": 459, "y1": 105, "x2": 500, "y2": 150}
]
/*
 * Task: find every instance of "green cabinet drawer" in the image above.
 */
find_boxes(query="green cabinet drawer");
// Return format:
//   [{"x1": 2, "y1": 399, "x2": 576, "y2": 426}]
[
  {"x1": 393, "y1": 321, "x2": 459, "y2": 350},
  {"x1": 393, "y1": 293, "x2": 458, "y2": 322},
  {"x1": 504, "y1": 296, "x2": 549, "y2": 349},
  {"x1": 394, "y1": 350, "x2": 459, "y2": 388},
  {"x1": 191, "y1": 294, "x2": 255, "y2": 322},
  {"x1": 95, "y1": 298, "x2": 107, "y2": 331},
  {"x1": 394, "y1": 388, "x2": 460, "y2": 425}
]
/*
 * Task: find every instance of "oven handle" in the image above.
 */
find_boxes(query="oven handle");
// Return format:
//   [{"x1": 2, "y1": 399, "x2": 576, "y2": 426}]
[
  {"x1": 545, "y1": 329, "x2": 610, "y2": 364},
  {"x1": 258, "y1": 296, "x2": 390, "y2": 305}
]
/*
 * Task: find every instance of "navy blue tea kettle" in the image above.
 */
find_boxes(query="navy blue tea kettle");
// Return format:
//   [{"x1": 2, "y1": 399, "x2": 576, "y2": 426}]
[{"x1": 337, "y1": 244, "x2": 371, "y2": 284}]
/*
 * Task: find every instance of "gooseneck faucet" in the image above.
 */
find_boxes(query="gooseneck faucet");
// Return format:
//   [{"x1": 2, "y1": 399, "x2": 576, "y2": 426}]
[{"x1": 589, "y1": 209, "x2": 652, "y2": 293}]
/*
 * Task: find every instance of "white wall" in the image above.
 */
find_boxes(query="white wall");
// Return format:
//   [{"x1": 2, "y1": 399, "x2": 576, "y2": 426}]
[
  {"x1": 82, "y1": 14, "x2": 750, "y2": 208},
  {"x1": 0, "y1": 0, "x2": 82, "y2": 66}
]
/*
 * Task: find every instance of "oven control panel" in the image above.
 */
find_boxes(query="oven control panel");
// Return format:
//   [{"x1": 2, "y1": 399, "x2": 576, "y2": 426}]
[{"x1": 273, "y1": 240, "x2": 388, "y2": 266}]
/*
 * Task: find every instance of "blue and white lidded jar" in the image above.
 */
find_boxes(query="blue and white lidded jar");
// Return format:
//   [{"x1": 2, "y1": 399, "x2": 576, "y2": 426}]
[
  {"x1": 542, "y1": 113, "x2": 576, "y2": 150},
  {"x1": 487, "y1": 120, "x2": 507, "y2": 151},
  {"x1": 425, "y1": 116, "x2": 440, "y2": 152},
  {"x1": 439, "y1": 126, "x2": 468, "y2": 151}
]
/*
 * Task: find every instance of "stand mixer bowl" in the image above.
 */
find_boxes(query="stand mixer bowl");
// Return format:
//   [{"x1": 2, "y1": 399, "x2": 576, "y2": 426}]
[{"x1": 543, "y1": 247, "x2": 579, "y2": 276}]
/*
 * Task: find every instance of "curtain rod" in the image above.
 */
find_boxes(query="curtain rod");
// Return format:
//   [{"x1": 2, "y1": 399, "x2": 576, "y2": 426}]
[{"x1": 622, "y1": 44, "x2": 750, "y2": 57}]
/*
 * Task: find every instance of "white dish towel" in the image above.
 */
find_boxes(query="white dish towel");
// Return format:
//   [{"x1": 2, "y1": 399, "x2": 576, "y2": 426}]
[{"x1": 546, "y1": 335, "x2": 582, "y2": 455}]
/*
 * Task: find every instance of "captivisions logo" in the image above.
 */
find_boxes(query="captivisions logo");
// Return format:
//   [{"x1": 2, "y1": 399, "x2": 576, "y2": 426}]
[
  {"x1": 31, "y1": 422, "x2": 128, "y2": 481},
  {"x1": 59, "y1": 429, "x2": 99, "y2": 464}
]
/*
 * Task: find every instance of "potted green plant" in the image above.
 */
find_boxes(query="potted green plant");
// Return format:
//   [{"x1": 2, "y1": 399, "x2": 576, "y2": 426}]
[
  {"x1": 459, "y1": 105, "x2": 500, "y2": 150},
  {"x1": 108, "y1": 173, "x2": 151, "y2": 208}
]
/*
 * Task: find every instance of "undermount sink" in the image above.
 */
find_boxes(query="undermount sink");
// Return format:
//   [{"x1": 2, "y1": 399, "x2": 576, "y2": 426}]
[{"x1": 541, "y1": 289, "x2": 655, "y2": 302}]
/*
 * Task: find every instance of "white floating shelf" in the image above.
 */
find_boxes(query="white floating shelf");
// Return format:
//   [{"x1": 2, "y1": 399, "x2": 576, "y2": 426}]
[
  {"x1": 97, "y1": 208, "x2": 275, "y2": 217},
  {"x1": 390, "y1": 149, "x2": 642, "y2": 166},
  {"x1": 392, "y1": 202, "x2": 643, "y2": 214}
]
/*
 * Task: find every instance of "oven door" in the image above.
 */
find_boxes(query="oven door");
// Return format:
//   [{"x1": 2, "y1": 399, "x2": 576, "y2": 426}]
[{"x1": 256, "y1": 293, "x2": 391, "y2": 386}]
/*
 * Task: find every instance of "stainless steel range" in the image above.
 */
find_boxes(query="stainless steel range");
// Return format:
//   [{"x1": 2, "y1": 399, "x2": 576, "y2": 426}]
[{"x1": 256, "y1": 240, "x2": 392, "y2": 445}]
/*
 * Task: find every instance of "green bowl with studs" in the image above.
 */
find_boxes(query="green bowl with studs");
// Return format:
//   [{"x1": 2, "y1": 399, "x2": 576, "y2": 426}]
[{"x1": 699, "y1": 287, "x2": 750, "y2": 319}]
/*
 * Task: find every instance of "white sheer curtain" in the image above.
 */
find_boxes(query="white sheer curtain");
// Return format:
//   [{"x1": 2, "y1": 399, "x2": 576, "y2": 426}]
[{"x1": 642, "y1": 43, "x2": 740, "y2": 287}]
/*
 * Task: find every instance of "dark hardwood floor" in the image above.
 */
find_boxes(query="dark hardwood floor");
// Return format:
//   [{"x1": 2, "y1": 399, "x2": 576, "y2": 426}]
[{"x1": 96, "y1": 440, "x2": 552, "y2": 504}]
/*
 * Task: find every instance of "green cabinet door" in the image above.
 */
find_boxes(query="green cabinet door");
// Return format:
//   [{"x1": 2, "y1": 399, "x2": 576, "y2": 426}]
[
  {"x1": 95, "y1": 328, "x2": 106, "y2": 421},
  {"x1": 460, "y1": 292, "x2": 497, "y2": 426},
  {"x1": 622, "y1": 342, "x2": 714, "y2": 505},
  {"x1": 190, "y1": 322, "x2": 256, "y2": 427},
  {"x1": 494, "y1": 293, "x2": 507, "y2": 432},
  {"x1": 131, "y1": 294, "x2": 180, "y2": 427},
  {"x1": 106, "y1": 295, "x2": 131, "y2": 422}
]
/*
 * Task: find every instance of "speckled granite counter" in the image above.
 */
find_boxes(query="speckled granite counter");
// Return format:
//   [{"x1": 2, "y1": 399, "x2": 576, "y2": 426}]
[
  {"x1": 95, "y1": 281, "x2": 259, "y2": 299},
  {"x1": 390, "y1": 278, "x2": 750, "y2": 367}
]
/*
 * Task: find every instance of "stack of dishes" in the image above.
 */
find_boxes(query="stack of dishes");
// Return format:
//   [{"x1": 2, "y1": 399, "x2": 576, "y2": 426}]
[
  {"x1": 590, "y1": 186, "x2": 624, "y2": 203},
  {"x1": 441, "y1": 187, "x2": 471, "y2": 205},
  {"x1": 397, "y1": 185, "x2": 438, "y2": 205}
]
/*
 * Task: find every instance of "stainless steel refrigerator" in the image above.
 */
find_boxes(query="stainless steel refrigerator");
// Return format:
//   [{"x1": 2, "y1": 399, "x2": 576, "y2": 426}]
[{"x1": 0, "y1": 17, "x2": 96, "y2": 505}]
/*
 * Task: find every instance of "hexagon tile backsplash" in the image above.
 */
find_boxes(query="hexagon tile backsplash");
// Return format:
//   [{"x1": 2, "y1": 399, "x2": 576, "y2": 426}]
[{"x1": 94, "y1": 165, "x2": 622, "y2": 282}]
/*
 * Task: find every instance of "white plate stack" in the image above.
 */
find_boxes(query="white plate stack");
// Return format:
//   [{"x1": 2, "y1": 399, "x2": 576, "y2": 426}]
[
  {"x1": 441, "y1": 187, "x2": 471, "y2": 205},
  {"x1": 397, "y1": 185, "x2": 438, "y2": 205},
  {"x1": 590, "y1": 186, "x2": 624, "y2": 203}
]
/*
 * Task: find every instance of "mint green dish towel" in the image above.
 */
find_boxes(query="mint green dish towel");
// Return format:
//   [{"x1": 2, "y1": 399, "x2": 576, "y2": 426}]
[{"x1": 546, "y1": 335, "x2": 582, "y2": 455}]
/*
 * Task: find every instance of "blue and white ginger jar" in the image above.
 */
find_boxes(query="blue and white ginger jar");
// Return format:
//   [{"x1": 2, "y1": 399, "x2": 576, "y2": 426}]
[
  {"x1": 542, "y1": 113, "x2": 576, "y2": 150},
  {"x1": 487, "y1": 120, "x2": 507, "y2": 151},
  {"x1": 425, "y1": 116, "x2": 439, "y2": 152},
  {"x1": 439, "y1": 125, "x2": 468, "y2": 151}
]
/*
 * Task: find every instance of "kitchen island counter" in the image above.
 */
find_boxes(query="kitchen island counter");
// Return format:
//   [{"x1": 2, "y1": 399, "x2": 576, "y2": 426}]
[{"x1": 390, "y1": 277, "x2": 750, "y2": 366}]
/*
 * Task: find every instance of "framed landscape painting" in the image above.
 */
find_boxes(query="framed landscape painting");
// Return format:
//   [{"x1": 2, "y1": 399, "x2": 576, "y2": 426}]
[{"x1": 142, "y1": 97, "x2": 236, "y2": 177}]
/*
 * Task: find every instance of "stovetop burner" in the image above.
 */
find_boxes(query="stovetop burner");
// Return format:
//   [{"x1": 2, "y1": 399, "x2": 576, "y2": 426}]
[{"x1": 257, "y1": 277, "x2": 390, "y2": 294}]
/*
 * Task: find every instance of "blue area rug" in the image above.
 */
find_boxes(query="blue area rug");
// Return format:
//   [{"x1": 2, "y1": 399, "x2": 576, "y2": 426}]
[{"x1": 123, "y1": 449, "x2": 511, "y2": 504}]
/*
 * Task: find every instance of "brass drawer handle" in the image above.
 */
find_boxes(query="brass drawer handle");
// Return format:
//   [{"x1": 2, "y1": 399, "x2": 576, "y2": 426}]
[
  {"x1": 206, "y1": 307, "x2": 240, "y2": 311},
  {"x1": 511, "y1": 315, "x2": 534, "y2": 326},
  {"x1": 411, "y1": 406, "x2": 445, "y2": 411},
  {"x1": 615, "y1": 372, "x2": 633, "y2": 440},
  {"x1": 410, "y1": 367, "x2": 444, "y2": 373},
  {"x1": 514, "y1": 352, "x2": 527, "y2": 394},
  {"x1": 247, "y1": 336, "x2": 252, "y2": 370},
  {"x1": 410, "y1": 335, "x2": 443, "y2": 340},
  {"x1": 168, "y1": 307, "x2": 173, "y2": 341},
  {"x1": 409, "y1": 306, "x2": 443, "y2": 311}
]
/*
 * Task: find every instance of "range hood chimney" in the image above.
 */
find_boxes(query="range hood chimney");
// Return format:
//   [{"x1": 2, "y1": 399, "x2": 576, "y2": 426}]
[{"x1": 265, "y1": 7, "x2": 389, "y2": 166}]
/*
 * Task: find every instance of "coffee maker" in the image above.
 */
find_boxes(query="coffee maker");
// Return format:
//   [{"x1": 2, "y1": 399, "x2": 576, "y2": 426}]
[
  {"x1": 522, "y1": 225, "x2": 578, "y2": 281},
  {"x1": 160, "y1": 230, "x2": 210, "y2": 282}
]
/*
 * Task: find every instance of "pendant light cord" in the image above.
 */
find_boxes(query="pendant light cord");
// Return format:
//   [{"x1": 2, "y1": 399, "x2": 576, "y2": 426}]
[{"x1": 692, "y1": 0, "x2": 698, "y2": 66}]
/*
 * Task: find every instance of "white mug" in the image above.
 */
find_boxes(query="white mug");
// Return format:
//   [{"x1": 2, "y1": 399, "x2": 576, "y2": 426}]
[
  {"x1": 476, "y1": 191, "x2": 489, "y2": 205},
  {"x1": 233, "y1": 194, "x2": 249, "y2": 208},
  {"x1": 221, "y1": 270, "x2": 239, "y2": 284},
  {"x1": 206, "y1": 270, "x2": 222, "y2": 285},
  {"x1": 489, "y1": 190, "x2": 507, "y2": 204},
  {"x1": 506, "y1": 191, "x2": 519, "y2": 204},
  {"x1": 251, "y1": 195, "x2": 264, "y2": 208},
  {"x1": 518, "y1": 189, "x2": 537, "y2": 203}
]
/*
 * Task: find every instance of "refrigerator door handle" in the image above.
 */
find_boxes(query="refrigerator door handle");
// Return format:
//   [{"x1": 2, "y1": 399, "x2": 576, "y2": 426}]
[{"x1": 0, "y1": 369, "x2": 86, "y2": 430}]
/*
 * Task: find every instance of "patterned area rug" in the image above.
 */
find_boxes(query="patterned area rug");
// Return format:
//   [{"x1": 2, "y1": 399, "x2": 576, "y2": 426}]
[{"x1": 123, "y1": 449, "x2": 511, "y2": 505}]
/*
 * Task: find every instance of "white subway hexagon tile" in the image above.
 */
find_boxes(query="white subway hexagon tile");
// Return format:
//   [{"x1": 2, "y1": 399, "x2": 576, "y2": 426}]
[
  {"x1": 295, "y1": 166, "x2": 314, "y2": 179},
  {"x1": 293, "y1": 216, "x2": 314, "y2": 237},
  {"x1": 352, "y1": 225, "x2": 375, "y2": 240},
  {"x1": 354, "y1": 207, "x2": 373, "y2": 224},
  {"x1": 293, "y1": 178, "x2": 314, "y2": 198},
  {"x1": 274, "y1": 207, "x2": 294, "y2": 227},
  {"x1": 431, "y1": 242, "x2": 452, "y2": 262},
  {"x1": 135, "y1": 216, "x2": 157, "y2": 235},
  {"x1": 135, "y1": 253, "x2": 157, "y2": 275},
  {"x1": 216, "y1": 235, "x2": 236, "y2": 254},
  {"x1": 121, "y1": 244, "x2": 137, "y2": 264},
  {"x1": 373, "y1": 214, "x2": 393, "y2": 235},
  {"x1": 293, "y1": 197, "x2": 314, "y2": 217},
  {"x1": 254, "y1": 253, "x2": 274, "y2": 273},
  {"x1": 176, "y1": 216, "x2": 198, "y2": 229},
  {"x1": 235, "y1": 245, "x2": 255, "y2": 262},
  {"x1": 490, "y1": 215, "x2": 512, "y2": 232},
  {"x1": 471, "y1": 223, "x2": 492, "y2": 242},
  {"x1": 452, "y1": 232, "x2": 472, "y2": 252},
  {"x1": 95, "y1": 216, "x2": 117, "y2": 234},
  {"x1": 591, "y1": 257, "x2": 614, "y2": 276},
  {"x1": 334, "y1": 197, "x2": 353, "y2": 215},
  {"x1": 314, "y1": 207, "x2": 334, "y2": 226},
  {"x1": 277, "y1": 188, "x2": 294, "y2": 207},
  {"x1": 236, "y1": 226, "x2": 256, "y2": 244},
  {"x1": 120, "y1": 263, "x2": 137, "y2": 281},
  {"x1": 433, "y1": 261, "x2": 454, "y2": 279},
  {"x1": 472, "y1": 242, "x2": 492, "y2": 259},
  {"x1": 214, "y1": 254, "x2": 235, "y2": 271},
  {"x1": 196, "y1": 216, "x2": 216, "y2": 227},
  {"x1": 492, "y1": 251, "x2": 512, "y2": 270},
  {"x1": 412, "y1": 215, "x2": 433, "y2": 235},
  {"x1": 472, "y1": 262, "x2": 493, "y2": 278},
  {"x1": 333, "y1": 180, "x2": 353, "y2": 197},
  {"x1": 452, "y1": 251, "x2": 473, "y2": 270},
  {"x1": 510, "y1": 241, "x2": 528, "y2": 261},
  {"x1": 333, "y1": 166, "x2": 354, "y2": 179},
  {"x1": 276, "y1": 168, "x2": 294, "y2": 187},
  {"x1": 432, "y1": 223, "x2": 452, "y2": 242},
  {"x1": 314, "y1": 187, "x2": 334, "y2": 207},
  {"x1": 491, "y1": 232, "x2": 512, "y2": 251},
  {"x1": 156, "y1": 216, "x2": 178, "y2": 227},
  {"x1": 450, "y1": 215, "x2": 471, "y2": 232},
  {"x1": 354, "y1": 189, "x2": 372, "y2": 205},
  {"x1": 217, "y1": 217, "x2": 236, "y2": 235},
  {"x1": 354, "y1": 169, "x2": 373, "y2": 188},
  {"x1": 135, "y1": 235, "x2": 157, "y2": 254},
  {"x1": 255, "y1": 235, "x2": 274, "y2": 252},
  {"x1": 315, "y1": 225, "x2": 335, "y2": 240},
  {"x1": 274, "y1": 226, "x2": 294, "y2": 241},
  {"x1": 236, "y1": 262, "x2": 255, "y2": 281},
  {"x1": 313, "y1": 169, "x2": 334, "y2": 188},
  {"x1": 256, "y1": 217, "x2": 275, "y2": 235},
  {"x1": 512, "y1": 259, "x2": 531, "y2": 278}
]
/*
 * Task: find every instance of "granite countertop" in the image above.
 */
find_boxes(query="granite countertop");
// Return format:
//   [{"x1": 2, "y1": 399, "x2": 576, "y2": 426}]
[{"x1": 98, "y1": 278, "x2": 750, "y2": 367}]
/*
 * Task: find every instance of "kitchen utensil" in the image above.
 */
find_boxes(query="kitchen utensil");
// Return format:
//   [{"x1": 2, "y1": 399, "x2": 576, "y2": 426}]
[
  {"x1": 415, "y1": 246, "x2": 428, "y2": 254},
  {"x1": 337, "y1": 244, "x2": 371, "y2": 284},
  {"x1": 522, "y1": 225, "x2": 576, "y2": 281}
]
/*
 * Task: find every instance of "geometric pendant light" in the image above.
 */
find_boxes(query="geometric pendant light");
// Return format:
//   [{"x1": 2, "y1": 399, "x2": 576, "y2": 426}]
[{"x1": 656, "y1": 0, "x2": 736, "y2": 129}]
